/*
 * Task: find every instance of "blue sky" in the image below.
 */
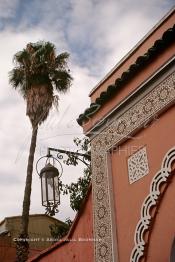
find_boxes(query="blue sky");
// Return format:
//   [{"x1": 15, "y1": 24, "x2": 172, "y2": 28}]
[{"x1": 0, "y1": 1, "x2": 174, "y2": 222}]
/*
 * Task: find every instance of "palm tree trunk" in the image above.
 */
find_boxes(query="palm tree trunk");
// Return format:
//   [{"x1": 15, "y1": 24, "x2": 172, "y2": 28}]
[{"x1": 16, "y1": 126, "x2": 38, "y2": 262}]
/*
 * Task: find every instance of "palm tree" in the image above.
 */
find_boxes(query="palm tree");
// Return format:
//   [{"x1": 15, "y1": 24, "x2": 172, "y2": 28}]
[{"x1": 9, "y1": 41, "x2": 72, "y2": 261}]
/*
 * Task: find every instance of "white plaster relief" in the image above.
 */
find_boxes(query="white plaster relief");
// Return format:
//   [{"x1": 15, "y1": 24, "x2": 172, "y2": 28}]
[
  {"x1": 128, "y1": 147, "x2": 149, "y2": 184},
  {"x1": 130, "y1": 147, "x2": 175, "y2": 262}
]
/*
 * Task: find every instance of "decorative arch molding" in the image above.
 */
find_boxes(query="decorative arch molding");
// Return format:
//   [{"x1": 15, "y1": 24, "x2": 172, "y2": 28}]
[{"x1": 130, "y1": 147, "x2": 175, "y2": 262}]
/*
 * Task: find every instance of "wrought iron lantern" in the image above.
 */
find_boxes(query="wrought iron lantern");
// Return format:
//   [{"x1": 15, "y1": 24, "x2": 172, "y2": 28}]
[
  {"x1": 36, "y1": 156, "x2": 63, "y2": 216},
  {"x1": 36, "y1": 146, "x2": 90, "y2": 216}
]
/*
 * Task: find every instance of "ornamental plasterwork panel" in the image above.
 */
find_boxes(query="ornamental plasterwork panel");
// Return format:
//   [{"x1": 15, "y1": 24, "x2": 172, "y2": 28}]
[
  {"x1": 128, "y1": 147, "x2": 149, "y2": 184},
  {"x1": 130, "y1": 146, "x2": 175, "y2": 262},
  {"x1": 91, "y1": 71, "x2": 175, "y2": 262}
]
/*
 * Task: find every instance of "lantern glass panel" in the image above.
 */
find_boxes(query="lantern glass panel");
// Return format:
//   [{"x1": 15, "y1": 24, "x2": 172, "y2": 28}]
[
  {"x1": 47, "y1": 177, "x2": 54, "y2": 201},
  {"x1": 54, "y1": 176, "x2": 60, "y2": 201},
  {"x1": 41, "y1": 173, "x2": 47, "y2": 205}
]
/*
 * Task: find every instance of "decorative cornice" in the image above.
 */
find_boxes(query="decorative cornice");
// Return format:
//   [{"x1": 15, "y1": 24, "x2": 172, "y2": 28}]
[
  {"x1": 77, "y1": 24, "x2": 175, "y2": 126},
  {"x1": 130, "y1": 147, "x2": 175, "y2": 262}
]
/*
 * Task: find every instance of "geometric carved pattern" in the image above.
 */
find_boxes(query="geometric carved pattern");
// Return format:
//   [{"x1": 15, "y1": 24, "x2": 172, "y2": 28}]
[
  {"x1": 130, "y1": 147, "x2": 175, "y2": 262},
  {"x1": 91, "y1": 71, "x2": 175, "y2": 262},
  {"x1": 128, "y1": 147, "x2": 149, "y2": 184}
]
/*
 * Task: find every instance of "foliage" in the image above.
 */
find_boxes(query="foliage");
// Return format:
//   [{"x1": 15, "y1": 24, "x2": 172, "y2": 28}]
[
  {"x1": 65, "y1": 167, "x2": 91, "y2": 211},
  {"x1": 49, "y1": 218, "x2": 72, "y2": 241},
  {"x1": 63, "y1": 137, "x2": 90, "y2": 167},
  {"x1": 9, "y1": 41, "x2": 73, "y2": 127},
  {"x1": 60, "y1": 137, "x2": 91, "y2": 212},
  {"x1": 9, "y1": 41, "x2": 72, "y2": 94}
]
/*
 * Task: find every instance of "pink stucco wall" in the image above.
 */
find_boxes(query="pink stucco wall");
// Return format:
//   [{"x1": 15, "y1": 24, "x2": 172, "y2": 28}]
[
  {"x1": 111, "y1": 105, "x2": 175, "y2": 261},
  {"x1": 0, "y1": 236, "x2": 42, "y2": 262},
  {"x1": 30, "y1": 188, "x2": 94, "y2": 262}
]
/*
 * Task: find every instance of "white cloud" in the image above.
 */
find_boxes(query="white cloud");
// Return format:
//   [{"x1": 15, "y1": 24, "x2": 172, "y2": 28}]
[
  {"x1": 0, "y1": 0, "x2": 174, "y2": 223},
  {"x1": 0, "y1": 0, "x2": 19, "y2": 19},
  {"x1": 0, "y1": 26, "x2": 98, "y2": 222}
]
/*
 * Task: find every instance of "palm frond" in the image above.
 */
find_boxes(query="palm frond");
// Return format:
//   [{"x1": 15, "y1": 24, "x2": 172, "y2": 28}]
[
  {"x1": 31, "y1": 42, "x2": 55, "y2": 63},
  {"x1": 9, "y1": 68, "x2": 25, "y2": 88},
  {"x1": 55, "y1": 52, "x2": 70, "y2": 68},
  {"x1": 51, "y1": 70, "x2": 73, "y2": 93},
  {"x1": 13, "y1": 50, "x2": 31, "y2": 68}
]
